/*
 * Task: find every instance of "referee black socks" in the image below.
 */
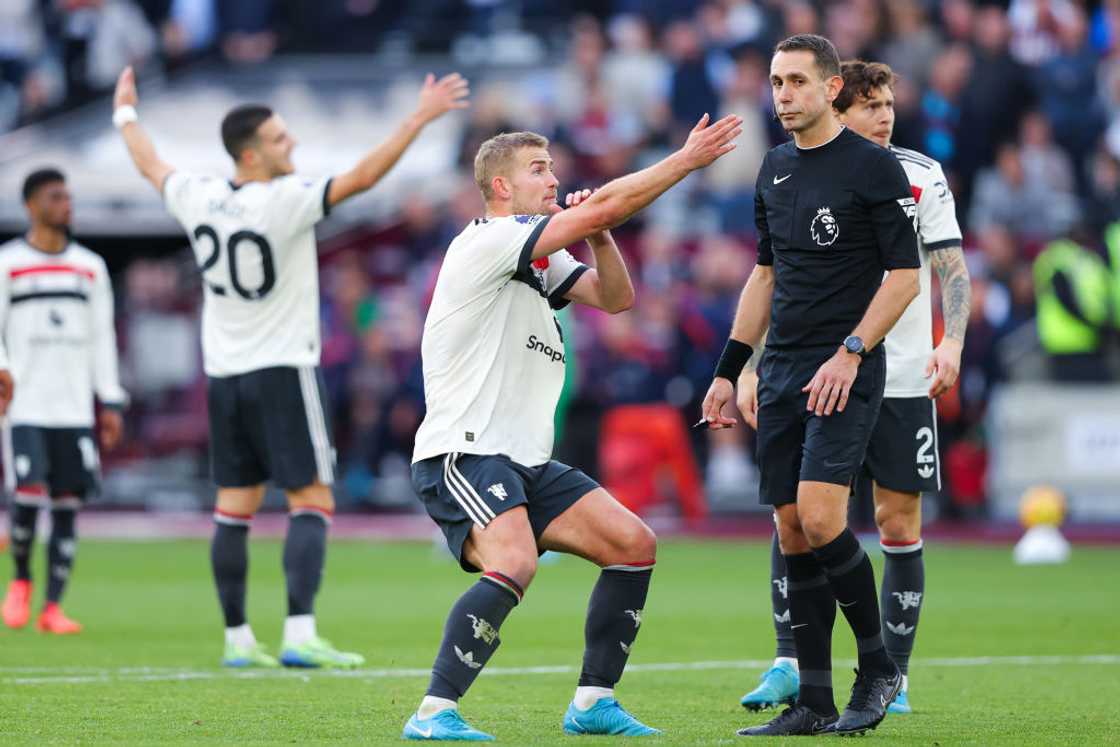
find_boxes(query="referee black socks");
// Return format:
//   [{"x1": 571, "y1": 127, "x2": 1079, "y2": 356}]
[
  {"x1": 578, "y1": 562, "x2": 655, "y2": 688},
  {"x1": 427, "y1": 572, "x2": 523, "y2": 700},
  {"x1": 813, "y1": 529, "x2": 894, "y2": 675},
  {"x1": 784, "y1": 552, "x2": 838, "y2": 715}
]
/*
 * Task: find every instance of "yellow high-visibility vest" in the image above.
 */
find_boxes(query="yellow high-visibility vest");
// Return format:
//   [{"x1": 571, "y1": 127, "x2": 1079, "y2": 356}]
[{"x1": 1033, "y1": 240, "x2": 1110, "y2": 354}]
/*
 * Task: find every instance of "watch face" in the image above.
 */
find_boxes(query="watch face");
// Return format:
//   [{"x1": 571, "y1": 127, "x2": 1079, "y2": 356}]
[{"x1": 845, "y1": 336, "x2": 863, "y2": 354}]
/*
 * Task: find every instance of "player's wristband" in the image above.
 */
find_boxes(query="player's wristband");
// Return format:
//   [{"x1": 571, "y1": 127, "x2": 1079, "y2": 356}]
[
  {"x1": 714, "y1": 339, "x2": 754, "y2": 382},
  {"x1": 112, "y1": 105, "x2": 138, "y2": 129}
]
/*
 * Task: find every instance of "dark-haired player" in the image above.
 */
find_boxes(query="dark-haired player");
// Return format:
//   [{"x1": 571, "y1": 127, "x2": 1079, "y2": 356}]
[
  {"x1": 112, "y1": 66, "x2": 468, "y2": 668},
  {"x1": 702, "y1": 35, "x2": 919, "y2": 736},
  {"x1": 737, "y1": 59, "x2": 969, "y2": 717},
  {"x1": 1, "y1": 168, "x2": 127, "y2": 634}
]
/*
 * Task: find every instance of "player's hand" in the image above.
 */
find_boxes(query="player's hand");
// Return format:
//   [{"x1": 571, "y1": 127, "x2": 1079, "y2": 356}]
[
  {"x1": 678, "y1": 113, "x2": 742, "y2": 170},
  {"x1": 415, "y1": 72, "x2": 470, "y2": 124},
  {"x1": 99, "y1": 409, "x2": 123, "y2": 451},
  {"x1": 0, "y1": 369, "x2": 12, "y2": 416},
  {"x1": 802, "y1": 348, "x2": 860, "y2": 416},
  {"x1": 736, "y1": 369, "x2": 760, "y2": 430},
  {"x1": 114, "y1": 66, "x2": 138, "y2": 109},
  {"x1": 925, "y1": 338, "x2": 962, "y2": 399},
  {"x1": 700, "y1": 377, "x2": 738, "y2": 429}
]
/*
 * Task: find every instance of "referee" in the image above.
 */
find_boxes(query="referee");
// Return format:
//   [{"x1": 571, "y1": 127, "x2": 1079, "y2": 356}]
[{"x1": 701, "y1": 34, "x2": 919, "y2": 737}]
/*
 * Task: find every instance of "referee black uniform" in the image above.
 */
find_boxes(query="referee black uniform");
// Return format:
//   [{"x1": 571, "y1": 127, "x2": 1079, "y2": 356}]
[{"x1": 754, "y1": 126, "x2": 920, "y2": 504}]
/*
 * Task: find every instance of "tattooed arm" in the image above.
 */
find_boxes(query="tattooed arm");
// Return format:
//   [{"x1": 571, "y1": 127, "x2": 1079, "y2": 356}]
[{"x1": 926, "y1": 245, "x2": 971, "y2": 398}]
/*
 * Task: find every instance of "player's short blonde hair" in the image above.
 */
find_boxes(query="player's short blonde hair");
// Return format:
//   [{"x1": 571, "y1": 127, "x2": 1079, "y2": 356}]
[{"x1": 474, "y1": 131, "x2": 549, "y2": 202}]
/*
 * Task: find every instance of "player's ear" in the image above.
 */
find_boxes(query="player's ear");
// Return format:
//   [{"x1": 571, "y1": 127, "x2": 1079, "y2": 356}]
[
  {"x1": 825, "y1": 74, "x2": 844, "y2": 103},
  {"x1": 491, "y1": 175, "x2": 511, "y2": 202}
]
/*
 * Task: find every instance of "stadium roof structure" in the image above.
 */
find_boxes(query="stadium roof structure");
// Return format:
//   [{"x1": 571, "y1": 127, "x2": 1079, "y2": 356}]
[{"x1": 0, "y1": 59, "x2": 471, "y2": 236}]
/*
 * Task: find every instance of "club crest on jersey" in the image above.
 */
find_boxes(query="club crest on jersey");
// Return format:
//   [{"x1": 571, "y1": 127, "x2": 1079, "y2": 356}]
[{"x1": 810, "y1": 207, "x2": 839, "y2": 246}]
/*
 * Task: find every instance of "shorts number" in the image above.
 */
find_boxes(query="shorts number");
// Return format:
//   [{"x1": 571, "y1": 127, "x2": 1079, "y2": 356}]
[
  {"x1": 915, "y1": 427, "x2": 935, "y2": 465},
  {"x1": 77, "y1": 436, "x2": 99, "y2": 471},
  {"x1": 194, "y1": 224, "x2": 276, "y2": 300}
]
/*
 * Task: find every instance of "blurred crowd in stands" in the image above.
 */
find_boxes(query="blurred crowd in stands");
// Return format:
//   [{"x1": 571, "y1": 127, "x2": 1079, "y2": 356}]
[{"x1": 7, "y1": 0, "x2": 1120, "y2": 517}]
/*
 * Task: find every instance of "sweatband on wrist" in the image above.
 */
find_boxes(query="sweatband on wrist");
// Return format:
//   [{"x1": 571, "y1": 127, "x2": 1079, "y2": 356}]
[
  {"x1": 714, "y1": 339, "x2": 754, "y2": 381},
  {"x1": 113, "y1": 105, "x2": 138, "y2": 129}
]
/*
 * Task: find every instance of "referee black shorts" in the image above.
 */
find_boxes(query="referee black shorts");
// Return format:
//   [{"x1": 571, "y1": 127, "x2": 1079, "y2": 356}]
[
  {"x1": 756, "y1": 346, "x2": 885, "y2": 506},
  {"x1": 206, "y1": 366, "x2": 336, "y2": 491}
]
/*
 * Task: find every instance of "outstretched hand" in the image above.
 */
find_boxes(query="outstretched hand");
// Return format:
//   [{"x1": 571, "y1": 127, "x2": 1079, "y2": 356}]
[
  {"x1": 415, "y1": 72, "x2": 470, "y2": 125},
  {"x1": 114, "y1": 66, "x2": 138, "y2": 109},
  {"x1": 679, "y1": 113, "x2": 743, "y2": 170}
]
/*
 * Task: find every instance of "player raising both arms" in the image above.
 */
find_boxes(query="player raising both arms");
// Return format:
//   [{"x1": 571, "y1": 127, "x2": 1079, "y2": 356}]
[
  {"x1": 403, "y1": 115, "x2": 740, "y2": 741},
  {"x1": 736, "y1": 59, "x2": 969, "y2": 717},
  {"x1": 112, "y1": 66, "x2": 468, "y2": 668},
  {"x1": 1, "y1": 169, "x2": 127, "y2": 634}
]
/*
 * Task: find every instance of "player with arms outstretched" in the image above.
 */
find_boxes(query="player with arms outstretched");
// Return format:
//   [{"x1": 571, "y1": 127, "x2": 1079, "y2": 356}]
[
  {"x1": 403, "y1": 115, "x2": 741, "y2": 740},
  {"x1": 737, "y1": 59, "x2": 969, "y2": 717},
  {"x1": 1, "y1": 168, "x2": 127, "y2": 634},
  {"x1": 112, "y1": 66, "x2": 468, "y2": 668}
]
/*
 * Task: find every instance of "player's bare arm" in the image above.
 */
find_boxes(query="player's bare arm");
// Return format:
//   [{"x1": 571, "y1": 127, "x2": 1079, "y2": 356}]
[
  {"x1": 533, "y1": 113, "x2": 742, "y2": 258},
  {"x1": 114, "y1": 67, "x2": 176, "y2": 193},
  {"x1": 701, "y1": 264, "x2": 774, "y2": 429},
  {"x1": 0, "y1": 367, "x2": 11, "y2": 415},
  {"x1": 735, "y1": 331, "x2": 767, "y2": 429},
  {"x1": 926, "y1": 245, "x2": 970, "y2": 398},
  {"x1": 327, "y1": 73, "x2": 469, "y2": 207},
  {"x1": 802, "y1": 267, "x2": 919, "y2": 416},
  {"x1": 552, "y1": 189, "x2": 634, "y2": 313}
]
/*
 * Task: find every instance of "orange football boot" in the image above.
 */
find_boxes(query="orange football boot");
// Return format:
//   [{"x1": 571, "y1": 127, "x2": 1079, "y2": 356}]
[
  {"x1": 2, "y1": 580, "x2": 32, "y2": 628},
  {"x1": 37, "y1": 602, "x2": 83, "y2": 634}
]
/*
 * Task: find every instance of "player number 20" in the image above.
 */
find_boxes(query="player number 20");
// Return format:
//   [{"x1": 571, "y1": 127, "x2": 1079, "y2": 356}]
[{"x1": 194, "y1": 224, "x2": 276, "y2": 300}]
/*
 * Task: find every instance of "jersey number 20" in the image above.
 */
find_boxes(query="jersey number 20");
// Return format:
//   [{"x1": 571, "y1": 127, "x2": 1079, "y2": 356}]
[{"x1": 194, "y1": 224, "x2": 276, "y2": 300}]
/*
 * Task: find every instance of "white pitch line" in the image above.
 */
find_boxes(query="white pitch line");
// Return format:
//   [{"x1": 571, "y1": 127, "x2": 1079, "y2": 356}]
[{"x1": 2, "y1": 654, "x2": 1117, "y2": 686}]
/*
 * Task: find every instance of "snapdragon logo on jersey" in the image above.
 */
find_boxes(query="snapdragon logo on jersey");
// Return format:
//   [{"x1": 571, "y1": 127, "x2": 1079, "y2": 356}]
[
  {"x1": 526, "y1": 334, "x2": 565, "y2": 363},
  {"x1": 810, "y1": 206, "x2": 840, "y2": 246}
]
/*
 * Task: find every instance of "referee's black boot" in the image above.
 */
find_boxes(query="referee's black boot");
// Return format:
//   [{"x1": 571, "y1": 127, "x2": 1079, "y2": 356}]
[
  {"x1": 737, "y1": 704, "x2": 838, "y2": 736},
  {"x1": 831, "y1": 666, "x2": 903, "y2": 736}
]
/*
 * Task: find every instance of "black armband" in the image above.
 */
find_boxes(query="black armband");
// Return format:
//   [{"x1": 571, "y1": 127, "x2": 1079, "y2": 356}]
[{"x1": 714, "y1": 339, "x2": 754, "y2": 381}]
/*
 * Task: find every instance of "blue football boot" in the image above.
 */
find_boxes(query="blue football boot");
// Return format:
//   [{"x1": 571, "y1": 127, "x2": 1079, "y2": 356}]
[
  {"x1": 562, "y1": 697, "x2": 660, "y2": 736},
  {"x1": 402, "y1": 709, "x2": 495, "y2": 741},
  {"x1": 740, "y1": 661, "x2": 799, "y2": 711}
]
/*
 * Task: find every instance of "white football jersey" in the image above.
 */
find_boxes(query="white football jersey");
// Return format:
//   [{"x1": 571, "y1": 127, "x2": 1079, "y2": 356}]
[
  {"x1": 163, "y1": 172, "x2": 331, "y2": 377},
  {"x1": 412, "y1": 215, "x2": 588, "y2": 467},
  {"x1": 884, "y1": 146, "x2": 963, "y2": 398},
  {"x1": 0, "y1": 239, "x2": 127, "y2": 427}
]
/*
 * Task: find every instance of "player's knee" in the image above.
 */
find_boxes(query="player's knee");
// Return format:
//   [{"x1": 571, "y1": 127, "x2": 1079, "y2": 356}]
[
  {"x1": 489, "y1": 552, "x2": 537, "y2": 591},
  {"x1": 618, "y1": 520, "x2": 657, "y2": 563},
  {"x1": 216, "y1": 486, "x2": 266, "y2": 517},
  {"x1": 875, "y1": 504, "x2": 920, "y2": 543},
  {"x1": 797, "y1": 506, "x2": 844, "y2": 548},
  {"x1": 287, "y1": 482, "x2": 334, "y2": 512}
]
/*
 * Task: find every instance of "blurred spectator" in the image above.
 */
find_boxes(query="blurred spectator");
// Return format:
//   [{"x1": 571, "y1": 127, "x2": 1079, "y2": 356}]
[
  {"x1": 880, "y1": 0, "x2": 943, "y2": 90},
  {"x1": 663, "y1": 20, "x2": 721, "y2": 138},
  {"x1": 1018, "y1": 110, "x2": 1074, "y2": 194},
  {"x1": 969, "y1": 143, "x2": 1077, "y2": 242},
  {"x1": 1008, "y1": 0, "x2": 1081, "y2": 65},
  {"x1": 1036, "y1": 6, "x2": 1108, "y2": 188},
  {"x1": 1083, "y1": 148, "x2": 1120, "y2": 231}
]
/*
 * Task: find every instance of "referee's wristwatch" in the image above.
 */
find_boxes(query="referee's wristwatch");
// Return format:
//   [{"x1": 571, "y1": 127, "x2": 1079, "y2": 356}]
[{"x1": 842, "y1": 335, "x2": 867, "y2": 358}]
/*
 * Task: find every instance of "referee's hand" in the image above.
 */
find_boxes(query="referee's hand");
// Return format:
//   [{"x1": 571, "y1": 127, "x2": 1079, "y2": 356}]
[
  {"x1": 700, "y1": 377, "x2": 738, "y2": 429},
  {"x1": 736, "y1": 370, "x2": 760, "y2": 430},
  {"x1": 802, "y1": 348, "x2": 860, "y2": 417}
]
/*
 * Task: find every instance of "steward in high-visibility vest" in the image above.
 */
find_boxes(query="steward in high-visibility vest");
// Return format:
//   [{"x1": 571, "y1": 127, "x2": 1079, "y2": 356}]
[
  {"x1": 1033, "y1": 239, "x2": 1110, "y2": 356},
  {"x1": 1106, "y1": 222, "x2": 1120, "y2": 329}
]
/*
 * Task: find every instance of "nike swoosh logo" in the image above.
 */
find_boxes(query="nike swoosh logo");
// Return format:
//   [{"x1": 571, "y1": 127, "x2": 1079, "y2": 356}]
[
  {"x1": 409, "y1": 724, "x2": 433, "y2": 738},
  {"x1": 791, "y1": 623, "x2": 808, "y2": 629},
  {"x1": 838, "y1": 600, "x2": 858, "y2": 608},
  {"x1": 773, "y1": 174, "x2": 792, "y2": 184}
]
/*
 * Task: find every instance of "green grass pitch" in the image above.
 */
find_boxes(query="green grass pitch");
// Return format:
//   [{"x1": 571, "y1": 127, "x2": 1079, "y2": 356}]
[{"x1": 1, "y1": 538, "x2": 1118, "y2": 744}]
